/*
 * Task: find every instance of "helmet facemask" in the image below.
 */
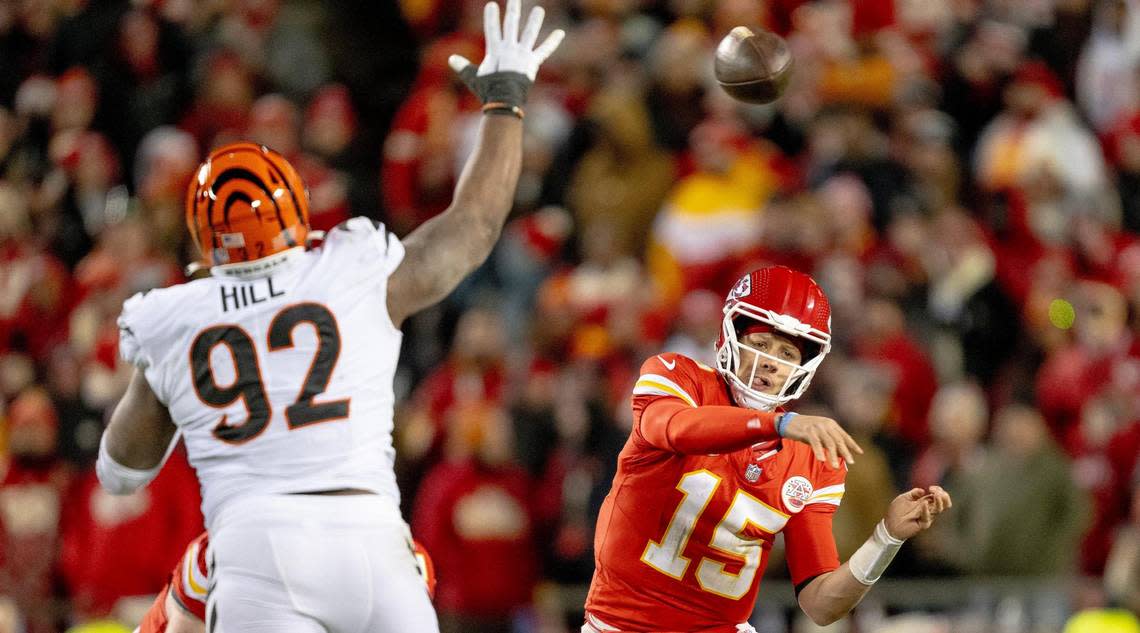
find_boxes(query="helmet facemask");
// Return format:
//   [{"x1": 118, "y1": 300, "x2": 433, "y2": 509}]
[{"x1": 715, "y1": 301, "x2": 831, "y2": 411}]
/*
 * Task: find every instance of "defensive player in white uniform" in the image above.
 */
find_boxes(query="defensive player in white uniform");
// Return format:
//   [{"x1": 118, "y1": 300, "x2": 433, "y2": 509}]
[{"x1": 94, "y1": 2, "x2": 563, "y2": 631}]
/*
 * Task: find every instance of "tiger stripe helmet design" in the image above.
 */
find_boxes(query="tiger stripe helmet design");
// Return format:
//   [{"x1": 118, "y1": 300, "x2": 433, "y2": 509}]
[{"x1": 187, "y1": 142, "x2": 310, "y2": 268}]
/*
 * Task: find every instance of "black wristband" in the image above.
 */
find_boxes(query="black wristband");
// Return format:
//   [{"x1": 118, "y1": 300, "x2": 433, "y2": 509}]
[{"x1": 456, "y1": 68, "x2": 532, "y2": 108}]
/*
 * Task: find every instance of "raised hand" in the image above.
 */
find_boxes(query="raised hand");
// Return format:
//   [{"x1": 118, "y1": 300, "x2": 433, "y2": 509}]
[
  {"x1": 884, "y1": 486, "x2": 952, "y2": 541},
  {"x1": 447, "y1": 0, "x2": 565, "y2": 112},
  {"x1": 780, "y1": 414, "x2": 864, "y2": 469}
]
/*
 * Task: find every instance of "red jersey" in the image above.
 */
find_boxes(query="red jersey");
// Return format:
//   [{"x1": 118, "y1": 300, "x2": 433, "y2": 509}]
[
  {"x1": 168, "y1": 532, "x2": 209, "y2": 620},
  {"x1": 137, "y1": 532, "x2": 209, "y2": 633},
  {"x1": 586, "y1": 353, "x2": 846, "y2": 632}
]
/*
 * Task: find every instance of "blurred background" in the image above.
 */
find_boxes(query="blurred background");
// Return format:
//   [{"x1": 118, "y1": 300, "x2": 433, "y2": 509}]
[{"x1": 0, "y1": 0, "x2": 1139, "y2": 632}]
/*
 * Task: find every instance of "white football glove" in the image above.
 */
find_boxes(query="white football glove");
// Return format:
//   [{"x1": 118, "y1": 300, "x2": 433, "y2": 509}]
[{"x1": 448, "y1": 0, "x2": 564, "y2": 112}]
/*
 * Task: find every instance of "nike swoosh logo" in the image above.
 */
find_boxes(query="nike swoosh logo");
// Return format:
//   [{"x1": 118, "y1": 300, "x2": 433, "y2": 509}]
[{"x1": 658, "y1": 356, "x2": 676, "y2": 370}]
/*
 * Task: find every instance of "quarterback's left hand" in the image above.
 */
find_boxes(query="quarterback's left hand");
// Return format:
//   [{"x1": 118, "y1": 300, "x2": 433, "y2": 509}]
[{"x1": 883, "y1": 486, "x2": 952, "y2": 541}]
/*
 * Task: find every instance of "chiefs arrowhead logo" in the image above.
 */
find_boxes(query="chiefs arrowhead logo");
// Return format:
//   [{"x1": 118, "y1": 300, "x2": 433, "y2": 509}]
[
  {"x1": 781, "y1": 476, "x2": 813, "y2": 513},
  {"x1": 728, "y1": 274, "x2": 751, "y2": 300}
]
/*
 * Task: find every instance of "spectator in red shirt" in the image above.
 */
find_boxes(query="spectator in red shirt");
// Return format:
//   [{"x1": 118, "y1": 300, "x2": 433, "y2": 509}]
[
  {"x1": 412, "y1": 403, "x2": 539, "y2": 633},
  {"x1": 0, "y1": 388, "x2": 71, "y2": 633},
  {"x1": 177, "y1": 50, "x2": 254, "y2": 150},
  {"x1": 58, "y1": 445, "x2": 202, "y2": 620},
  {"x1": 303, "y1": 84, "x2": 357, "y2": 163},
  {"x1": 0, "y1": 186, "x2": 72, "y2": 358},
  {"x1": 1072, "y1": 395, "x2": 1140, "y2": 575},
  {"x1": 1036, "y1": 280, "x2": 1137, "y2": 451},
  {"x1": 853, "y1": 297, "x2": 938, "y2": 450},
  {"x1": 400, "y1": 307, "x2": 507, "y2": 471},
  {"x1": 381, "y1": 35, "x2": 482, "y2": 235}
]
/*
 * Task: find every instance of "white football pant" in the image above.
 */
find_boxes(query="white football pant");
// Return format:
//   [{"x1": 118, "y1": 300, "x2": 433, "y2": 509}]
[{"x1": 206, "y1": 494, "x2": 439, "y2": 633}]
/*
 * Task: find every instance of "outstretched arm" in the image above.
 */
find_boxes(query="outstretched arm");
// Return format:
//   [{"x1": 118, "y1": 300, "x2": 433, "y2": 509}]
[
  {"x1": 386, "y1": 0, "x2": 563, "y2": 326},
  {"x1": 387, "y1": 115, "x2": 522, "y2": 326},
  {"x1": 796, "y1": 487, "x2": 952, "y2": 625},
  {"x1": 638, "y1": 400, "x2": 862, "y2": 465}
]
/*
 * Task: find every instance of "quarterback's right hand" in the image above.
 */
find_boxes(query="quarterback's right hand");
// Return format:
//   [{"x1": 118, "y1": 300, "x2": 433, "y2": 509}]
[
  {"x1": 780, "y1": 414, "x2": 863, "y2": 469},
  {"x1": 449, "y1": 0, "x2": 564, "y2": 112}
]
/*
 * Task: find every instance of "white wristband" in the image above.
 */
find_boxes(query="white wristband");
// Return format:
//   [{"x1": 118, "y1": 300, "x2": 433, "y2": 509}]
[
  {"x1": 847, "y1": 520, "x2": 905, "y2": 585},
  {"x1": 95, "y1": 432, "x2": 177, "y2": 495}
]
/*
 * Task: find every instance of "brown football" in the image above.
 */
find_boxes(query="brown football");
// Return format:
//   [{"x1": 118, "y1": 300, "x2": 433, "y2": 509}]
[{"x1": 714, "y1": 26, "x2": 793, "y2": 105}]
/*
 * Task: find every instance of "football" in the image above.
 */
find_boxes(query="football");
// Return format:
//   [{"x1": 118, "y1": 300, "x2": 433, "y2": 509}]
[{"x1": 714, "y1": 26, "x2": 793, "y2": 105}]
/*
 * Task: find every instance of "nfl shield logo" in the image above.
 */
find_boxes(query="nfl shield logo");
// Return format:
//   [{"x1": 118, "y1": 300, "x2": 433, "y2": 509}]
[{"x1": 745, "y1": 463, "x2": 762, "y2": 482}]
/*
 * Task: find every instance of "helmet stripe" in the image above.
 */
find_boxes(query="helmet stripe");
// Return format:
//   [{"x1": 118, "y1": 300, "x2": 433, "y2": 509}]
[
  {"x1": 223, "y1": 147, "x2": 291, "y2": 232},
  {"x1": 260, "y1": 151, "x2": 307, "y2": 227},
  {"x1": 206, "y1": 167, "x2": 285, "y2": 234},
  {"x1": 223, "y1": 191, "x2": 257, "y2": 225}
]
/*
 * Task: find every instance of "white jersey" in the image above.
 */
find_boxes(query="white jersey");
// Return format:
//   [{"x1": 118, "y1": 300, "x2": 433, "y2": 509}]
[{"x1": 118, "y1": 217, "x2": 405, "y2": 529}]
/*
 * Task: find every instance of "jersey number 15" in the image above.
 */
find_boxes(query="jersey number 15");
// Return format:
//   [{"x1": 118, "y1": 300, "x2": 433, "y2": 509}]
[
  {"x1": 189, "y1": 302, "x2": 350, "y2": 444},
  {"x1": 642, "y1": 470, "x2": 789, "y2": 600}
]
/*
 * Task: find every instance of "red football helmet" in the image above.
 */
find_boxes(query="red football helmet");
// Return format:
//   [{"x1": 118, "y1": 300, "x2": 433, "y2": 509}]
[
  {"x1": 186, "y1": 142, "x2": 310, "y2": 273},
  {"x1": 714, "y1": 266, "x2": 832, "y2": 410}
]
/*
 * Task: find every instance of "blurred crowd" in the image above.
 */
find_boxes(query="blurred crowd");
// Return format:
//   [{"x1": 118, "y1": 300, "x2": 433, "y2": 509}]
[{"x1": 1, "y1": 0, "x2": 1139, "y2": 632}]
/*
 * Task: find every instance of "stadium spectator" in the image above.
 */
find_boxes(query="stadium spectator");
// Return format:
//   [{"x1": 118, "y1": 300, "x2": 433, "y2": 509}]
[
  {"x1": 851, "y1": 297, "x2": 938, "y2": 451},
  {"x1": 974, "y1": 60, "x2": 1108, "y2": 201},
  {"x1": 647, "y1": 118, "x2": 777, "y2": 304},
  {"x1": 57, "y1": 448, "x2": 201, "y2": 620},
  {"x1": 1036, "y1": 280, "x2": 1137, "y2": 450},
  {"x1": 0, "y1": 388, "x2": 68, "y2": 633},
  {"x1": 565, "y1": 87, "x2": 674, "y2": 259},
  {"x1": 922, "y1": 209, "x2": 1019, "y2": 383},
  {"x1": 399, "y1": 306, "x2": 508, "y2": 492},
  {"x1": 929, "y1": 404, "x2": 1088, "y2": 576},
  {"x1": 910, "y1": 381, "x2": 988, "y2": 494},
  {"x1": 1104, "y1": 469, "x2": 1140, "y2": 614},
  {"x1": 824, "y1": 360, "x2": 898, "y2": 559},
  {"x1": 411, "y1": 403, "x2": 540, "y2": 633},
  {"x1": 1075, "y1": 0, "x2": 1140, "y2": 133}
]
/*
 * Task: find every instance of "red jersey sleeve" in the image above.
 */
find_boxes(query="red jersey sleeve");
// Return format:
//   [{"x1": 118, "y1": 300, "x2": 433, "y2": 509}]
[
  {"x1": 135, "y1": 586, "x2": 171, "y2": 633},
  {"x1": 783, "y1": 461, "x2": 847, "y2": 588},
  {"x1": 169, "y1": 532, "x2": 209, "y2": 621},
  {"x1": 631, "y1": 354, "x2": 708, "y2": 409},
  {"x1": 632, "y1": 354, "x2": 779, "y2": 454}
]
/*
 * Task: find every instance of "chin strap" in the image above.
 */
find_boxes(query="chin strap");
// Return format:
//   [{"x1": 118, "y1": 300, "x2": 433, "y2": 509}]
[{"x1": 728, "y1": 380, "x2": 779, "y2": 412}]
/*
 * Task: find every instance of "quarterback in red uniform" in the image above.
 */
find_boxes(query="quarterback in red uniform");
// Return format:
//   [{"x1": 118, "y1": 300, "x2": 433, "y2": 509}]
[{"x1": 584, "y1": 266, "x2": 952, "y2": 632}]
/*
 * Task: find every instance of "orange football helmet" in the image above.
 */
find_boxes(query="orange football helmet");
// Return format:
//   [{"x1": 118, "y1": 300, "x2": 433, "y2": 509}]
[{"x1": 186, "y1": 142, "x2": 310, "y2": 268}]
